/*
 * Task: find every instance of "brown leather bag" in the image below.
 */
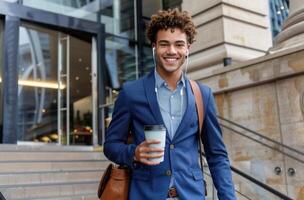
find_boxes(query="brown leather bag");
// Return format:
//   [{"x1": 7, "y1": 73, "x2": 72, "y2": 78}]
[
  {"x1": 190, "y1": 80, "x2": 208, "y2": 196},
  {"x1": 97, "y1": 163, "x2": 130, "y2": 200}
]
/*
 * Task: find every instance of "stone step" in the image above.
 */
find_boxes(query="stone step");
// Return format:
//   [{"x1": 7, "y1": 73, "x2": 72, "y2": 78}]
[
  {"x1": 0, "y1": 151, "x2": 106, "y2": 162},
  {"x1": 0, "y1": 170, "x2": 105, "y2": 186},
  {"x1": 0, "y1": 182, "x2": 98, "y2": 200},
  {"x1": 0, "y1": 145, "x2": 109, "y2": 200},
  {"x1": 0, "y1": 160, "x2": 109, "y2": 173},
  {"x1": 20, "y1": 193, "x2": 97, "y2": 200}
]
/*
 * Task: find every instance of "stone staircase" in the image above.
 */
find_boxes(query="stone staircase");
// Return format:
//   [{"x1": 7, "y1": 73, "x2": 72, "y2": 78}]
[{"x1": 0, "y1": 144, "x2": 110, "y2": 200}]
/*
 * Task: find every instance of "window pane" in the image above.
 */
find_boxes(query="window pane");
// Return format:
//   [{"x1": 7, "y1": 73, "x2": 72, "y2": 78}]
[
  {"x1": 0, "y1": 20, "x2": 3, "y2": 143},
  {"x1": 69, "y1": 36, "x2": 92, "y2": 146},
  {"x1": 18, "y1": 25, "x2": 59, "y2": 143},
  {"x1": 142, "y1": 0, "x2": 162, "y2": 18},
  {"x1": 100, "y1": 0, "x2": 135, "y2": 39},
  {"x1": 105, "y1": 36, "x2": 136, "y2": 89},
  {"x1": 22, "y1": 0, "x2": 98, "y2": 22},
  {"x1": 0, "y1": 0, "x2": 18, "y2": 3},
  {"x1": 142, "y1": 46, "x2": 154, "y2": 76},
  {"x1": 269, "y1": 0, "x2": 289, "y2": 38}
]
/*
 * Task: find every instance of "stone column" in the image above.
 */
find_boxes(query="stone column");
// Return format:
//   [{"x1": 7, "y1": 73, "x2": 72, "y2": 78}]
[
  {"x1": 182, "y1": 0, "x2": 272, "y2": 80},
  {"x1": 271, "y1": 0, "x2": 304, "y2": 51}
]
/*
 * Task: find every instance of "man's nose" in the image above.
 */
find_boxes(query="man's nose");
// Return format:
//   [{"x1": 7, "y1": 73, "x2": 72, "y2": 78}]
[{"x1": 167, "y1": 44, "x2": 177, "y2": 54}]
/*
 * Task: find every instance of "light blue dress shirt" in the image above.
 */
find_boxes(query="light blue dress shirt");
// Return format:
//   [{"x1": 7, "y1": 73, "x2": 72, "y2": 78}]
[{"x1": 154, "y1": 70, "x2": 187, "y2": 189}]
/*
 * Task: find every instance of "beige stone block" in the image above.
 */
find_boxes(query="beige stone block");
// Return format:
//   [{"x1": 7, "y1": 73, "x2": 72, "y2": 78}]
[
  {"x1": 277, "y1": 77, "x2": 304, "y2": 124},
  {"x1": 287, "y1": 185, "x2": 304, "y2": 200},
  {"x1": 223, "y1": 0, "x2": 269, "y2": 15},
  {"x1": 225, "y1": 43, "x2": 267, "y2": 62},
  {"x1": 192, "y1": 18, "x2": 224, "y2": 53},
  {"x1": 222, "y1": 4, "x2": 269, "y2": 28},
  {"x1": 187, "y1": 63, "x2": 223, "y2": 81},
  {"x1": 286, "y1": 52, "x2": 304, "y2": 73},
  {"x1": 289, "y1": 0, "x2": 304, "y2": 15},
  {"x1": 223, "y1": 18, "x2": 272, "y2": 51},
  {"x1": 216, "y1": 84, "x2": 281, "y2": 136},
  {"x1": 192, "y1": 4, "x2": 222, "y2": 26},
  {"x1": 189, "y1": 44, "x2": 227, "y2": 71},
  {"x1": 182, "y1": 0, "x2": 221, "y2": 16},
  {"x1": 281, "y1": 122, "x2": 304, "y2": 148}
]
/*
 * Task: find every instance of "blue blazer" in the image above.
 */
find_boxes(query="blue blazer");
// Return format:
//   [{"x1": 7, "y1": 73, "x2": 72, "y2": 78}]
[{"x1": 104, "y1": 71, "x2": 236, "y2": 200}]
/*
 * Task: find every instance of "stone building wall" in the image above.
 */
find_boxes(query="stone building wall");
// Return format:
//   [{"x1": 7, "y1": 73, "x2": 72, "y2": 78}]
[{"x1": 199, "y1": 45, "x2": 304, "y2": 199}]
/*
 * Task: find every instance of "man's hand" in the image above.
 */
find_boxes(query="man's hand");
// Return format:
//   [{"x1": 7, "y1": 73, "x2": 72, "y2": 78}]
[{"x1": 134, "y1": 140, "x2": 164, "y2": 165}]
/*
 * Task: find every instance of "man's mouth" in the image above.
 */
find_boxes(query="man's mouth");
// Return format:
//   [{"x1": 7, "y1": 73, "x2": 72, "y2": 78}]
[{"x1": 163, "y1": 57, "x2": 179, "y2": 64}]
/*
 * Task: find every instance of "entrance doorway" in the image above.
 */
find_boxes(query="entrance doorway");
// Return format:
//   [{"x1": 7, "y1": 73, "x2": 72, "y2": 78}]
[{"x1": 17, "y1": 23, "x2": 95, "y2": 145}]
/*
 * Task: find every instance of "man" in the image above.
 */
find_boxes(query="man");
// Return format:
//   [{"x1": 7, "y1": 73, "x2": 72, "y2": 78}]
[{"x1": 104, "y1": 9, "x2": 236, "y2": 200}]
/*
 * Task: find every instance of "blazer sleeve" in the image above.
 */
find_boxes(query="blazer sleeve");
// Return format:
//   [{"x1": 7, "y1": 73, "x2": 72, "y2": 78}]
[
  {"x1": 103, "y1": 86, "x2": 137, "y2": 168},
  {"x1": 201, "y1": 86, "x2": 236, "y2": 200}
]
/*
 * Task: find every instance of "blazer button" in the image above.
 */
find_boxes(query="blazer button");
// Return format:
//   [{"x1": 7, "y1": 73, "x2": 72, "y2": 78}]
[
  {"x1": 170, "y1": 144, "x2": 174, "y2": 149},
  {"x1": 166, "y1": 170, "x2": 172, "y2": 176}
]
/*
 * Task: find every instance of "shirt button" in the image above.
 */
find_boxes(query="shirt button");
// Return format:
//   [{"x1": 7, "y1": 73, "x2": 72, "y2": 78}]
[
  {"x1": 166, "y1": 170, "x2": 172, "y2": 176},
  {"x1": 171, "y1": 116, "x2": 175, "y2": 120},
  {"x1": 170, "y1": 144, "x2": 175, "y2": 149},
  {"x1": 171, "y1": 95, "x2": 174, "y2": 98}
]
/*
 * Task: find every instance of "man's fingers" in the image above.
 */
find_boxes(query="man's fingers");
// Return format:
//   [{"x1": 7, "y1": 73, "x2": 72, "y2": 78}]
[
  {"x1": 135, "y1": 140, "x2": 164, "y2": 165},
  {"x1": 139, "y1": 146, "x2": 164, "y2": 153},
  {"x1": 140, "y1": 152, "x2": 164, "y2": 159},
  {"x1": 143, "y1": 160, "x2": 161, "y2": 165},
  {"x1": 145, "y1": 140, "x2": 161, "y2": 144},
  {"x1": 139, "y1": 158, "x2": 161, "y2": 166}
]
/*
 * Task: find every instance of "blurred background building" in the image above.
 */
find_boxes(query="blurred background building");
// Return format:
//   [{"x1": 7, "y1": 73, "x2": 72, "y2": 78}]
[{"x1": 0, "y1": 0, "x2": 303, "y2": 199}]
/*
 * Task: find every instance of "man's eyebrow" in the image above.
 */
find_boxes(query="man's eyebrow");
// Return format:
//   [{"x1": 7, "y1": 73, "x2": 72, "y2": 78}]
[
  {"x1": 158, "y1": 40, "x2": 170, "y2": 43},
  {"x1": 175, "y1": 40, "x2": 186, "y2": 44},
  {"x1": 157, "y1": 40, "x2": 186, "y2": 43}
]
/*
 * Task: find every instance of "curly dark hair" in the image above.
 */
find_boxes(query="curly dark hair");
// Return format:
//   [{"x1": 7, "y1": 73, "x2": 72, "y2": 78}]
[{"x1": 146, "y1": 9, "x2": 197, "y2": 45}]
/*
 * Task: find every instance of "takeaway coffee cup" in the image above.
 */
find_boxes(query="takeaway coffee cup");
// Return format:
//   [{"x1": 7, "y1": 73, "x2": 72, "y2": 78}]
[{"x1": 144, "y1": 125, "x2": 166, "y2": 163}]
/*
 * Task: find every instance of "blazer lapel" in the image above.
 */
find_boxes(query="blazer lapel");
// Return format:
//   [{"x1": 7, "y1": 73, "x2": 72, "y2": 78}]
[
  {"x1": 172, "y1": 78, "x2": 196, "y2": 142},
  {"x1": 143, "y1": 71, "x2": 164, "y2": 125}
]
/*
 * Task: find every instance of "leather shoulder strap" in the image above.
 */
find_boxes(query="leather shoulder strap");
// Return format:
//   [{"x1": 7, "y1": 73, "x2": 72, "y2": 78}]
[{"x1": 189, "y1": 80, "x2": 204, "y2": 134}]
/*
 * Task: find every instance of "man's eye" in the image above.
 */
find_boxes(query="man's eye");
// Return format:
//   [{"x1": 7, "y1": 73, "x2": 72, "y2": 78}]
[
  {"x1": 159, "y1": 43, "x2": 169, "y2": 47},
  {"x1": 176, "y1": 43, "x2": 185, "y2": 48}
]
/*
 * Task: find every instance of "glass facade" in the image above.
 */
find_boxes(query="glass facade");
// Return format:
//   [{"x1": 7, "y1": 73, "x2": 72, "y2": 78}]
[
  {"x1": 269, "y1": 0, "x2": 289, "y2": 38},
  {"x1": 0, "y1": 0, "x2": 183, "y2": 145},
  {"x1": 23, "y1": 0, "x2": 99, "y2": 23},
  {"x1": 22, "y1": 0, "x2": 135, "y2": 39}
]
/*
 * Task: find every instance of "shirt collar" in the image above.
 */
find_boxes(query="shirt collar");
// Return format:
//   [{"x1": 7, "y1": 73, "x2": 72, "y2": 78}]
[{"x1": 154, "y1": 69, "x2": 186, "y2": 89}]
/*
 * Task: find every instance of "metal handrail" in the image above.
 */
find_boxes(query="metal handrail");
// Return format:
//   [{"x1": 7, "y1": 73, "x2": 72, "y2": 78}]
[
  {"x1": 220, "y1": 124, "x2": 304, "y2": 164},
  {"x1": 0, "y1": 192, "x2": 6, "y2": 200},
  {"x1": 231, "y1": 165, "x2": 293, "y2": 200},
  {"x1": 203, "y1": 170, "x2": 251, "y2": 200},
  {"x1": 231, "y1": 165, "x2": 292, "y2": 200},
  {"x1": 218, "y1": 115, "x2": 304, "y2": 156},
  {"x1": 201, "y1": 152, "x2": 293, "y2": 200}
]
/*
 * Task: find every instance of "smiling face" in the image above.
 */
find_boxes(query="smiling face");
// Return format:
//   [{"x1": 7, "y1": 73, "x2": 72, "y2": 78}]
[{"x1": 154, "y1": 28, "x2": 189, "y2": 78}]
